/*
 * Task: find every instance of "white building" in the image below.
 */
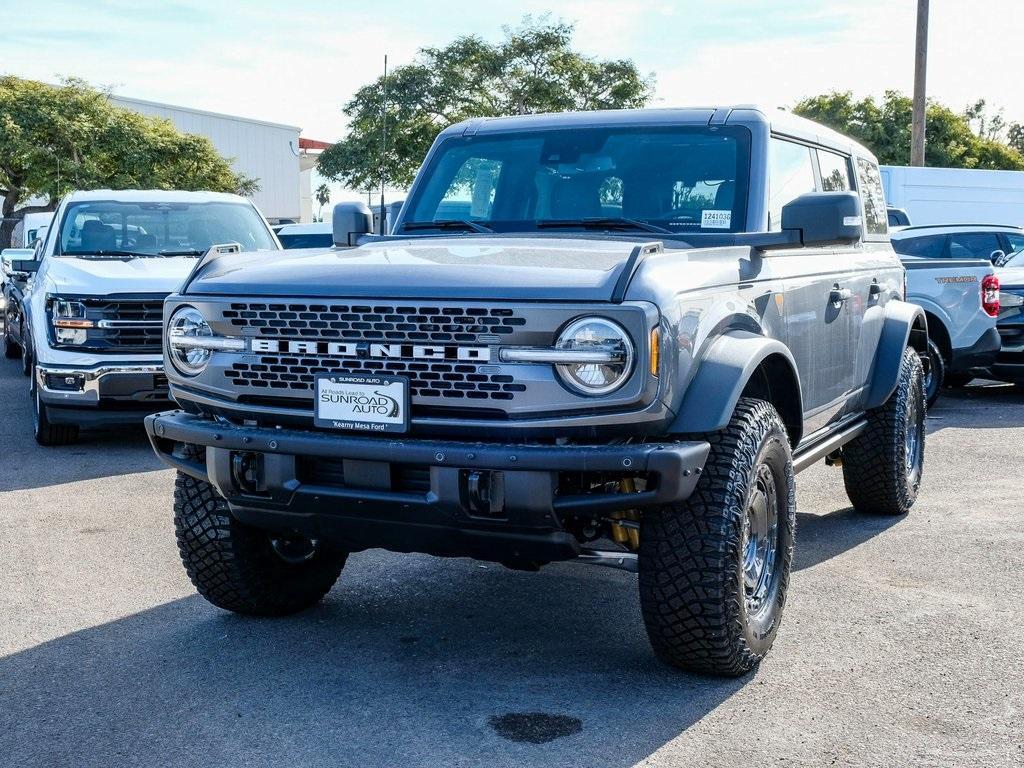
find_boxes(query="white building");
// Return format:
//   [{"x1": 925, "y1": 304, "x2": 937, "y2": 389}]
[
  {"x1": 882, "y1": 165, "x2": 1024, "y2": 227},
  {"x1": 109, "y1": 94, "x2": 324, "y2": 223}
]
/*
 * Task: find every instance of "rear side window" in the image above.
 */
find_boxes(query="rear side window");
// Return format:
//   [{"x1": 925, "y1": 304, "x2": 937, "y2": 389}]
[
  {"x1": 948, "y1": 232, "x2": 1002, "y2": 260},
  {"x1": 817, "y1": 150, "x2": 851, "y2": 191},
  {"x1": 277, "y1": 233, "x2": 334, "y2": 250},
  {"x1": 892, "y1": 234, "x2": 946, "y2": 258},
  {"x1": 768, "y1": 139, "x2": 816, "y2": 231},
  {"x1": 854, "y1": 157, "x2": 888, "y2": 235},
  {"x1": 1004, "y1": 233, "x2": 1024, "y2": 254}
]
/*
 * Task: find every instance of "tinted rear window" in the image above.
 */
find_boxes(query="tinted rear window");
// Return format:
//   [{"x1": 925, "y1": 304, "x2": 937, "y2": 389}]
[
  {"x1": 892, "y1": 234, "x2": 946, "y2": 258},
  {"x1": 278, "y1": 233, "x2": 334, "y2": 249}
]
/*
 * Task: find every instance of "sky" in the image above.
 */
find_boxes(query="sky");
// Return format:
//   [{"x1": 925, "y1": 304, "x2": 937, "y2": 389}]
[{"x1": 4, "y1": 0, "x2": 1023, "y2": 198}]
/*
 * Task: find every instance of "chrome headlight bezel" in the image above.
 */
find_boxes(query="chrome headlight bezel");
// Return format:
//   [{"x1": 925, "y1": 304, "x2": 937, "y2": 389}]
[
  {"x1": 167, "y1": 305, "x2": 215, "y2": 376},
  {"x1": 554, "y1": 316, "x2": 635, "y2": 396}
]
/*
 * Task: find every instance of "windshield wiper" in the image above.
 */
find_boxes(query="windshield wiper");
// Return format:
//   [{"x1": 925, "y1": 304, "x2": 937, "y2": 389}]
[
  {"x1": 69, "y1": 249, "x2": 150, "y2": 259},
  {"x1": 402, "y1": 219, "x2": 494, "y2": 233},
  {"x1": 158, "y1": 249, "x2": 205, "y2": 257},
  {"x1": 537, "y1": 217, "x2": 671, "y2": 235}
]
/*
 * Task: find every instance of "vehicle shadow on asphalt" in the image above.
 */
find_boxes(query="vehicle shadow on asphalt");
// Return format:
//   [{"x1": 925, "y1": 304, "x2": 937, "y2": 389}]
[
  {"x1": 0, "y1": 558, "x2": 749, "y2": 768},
  {"x1": 794, "y1": 508, "x2": 901, "y2": 572},
  {"x1": 0, "y1": 360, "x2": 164, "y2": 491},
  {"x1": 928, "y1": 381, "x2": 1024, "y2": 432}
]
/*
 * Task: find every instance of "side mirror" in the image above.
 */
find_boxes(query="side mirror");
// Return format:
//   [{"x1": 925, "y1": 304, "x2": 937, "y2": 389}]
[
  {"x1": 332, "y1": 202, "x2": 373, "y2": 247},
  {"x1": 1, "y1": 249, "x2": 38, "y2": 277},
  {"x1": 990, "y1": 249, "x2": 1006, "y2": 265},
  {"x1": 781, "y1": 191, "x2": 863, "y2": 247}
]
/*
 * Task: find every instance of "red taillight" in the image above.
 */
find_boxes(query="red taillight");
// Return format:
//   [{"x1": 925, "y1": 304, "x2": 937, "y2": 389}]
[{"x1": 982, "y1": 274, "x2": 1000, "y2": 317}]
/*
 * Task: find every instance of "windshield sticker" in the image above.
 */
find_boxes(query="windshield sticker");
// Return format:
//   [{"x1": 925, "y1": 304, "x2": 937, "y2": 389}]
[{"x1": 701, "y1": 210, "x2": 732, "y2": 229}]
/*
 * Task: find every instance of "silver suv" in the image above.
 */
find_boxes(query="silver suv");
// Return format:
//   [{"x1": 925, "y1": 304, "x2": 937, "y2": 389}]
[{"x1": 146, "y1": 107, "x2": 927, "y2": 676}]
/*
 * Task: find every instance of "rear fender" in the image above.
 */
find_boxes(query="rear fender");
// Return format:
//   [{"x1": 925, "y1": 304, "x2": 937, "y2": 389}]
[{"x1": 863, "y1": 300, "x2": 928, "y2": 409}]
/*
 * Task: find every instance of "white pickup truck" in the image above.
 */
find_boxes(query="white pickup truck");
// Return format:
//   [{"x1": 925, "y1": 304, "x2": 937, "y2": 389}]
[
  {"x1": 15, "y1": 189, "x2": 280, "y2": 445},
  {"x1": 900, "y1": 257, "x2": 1000, "y2": 406}
]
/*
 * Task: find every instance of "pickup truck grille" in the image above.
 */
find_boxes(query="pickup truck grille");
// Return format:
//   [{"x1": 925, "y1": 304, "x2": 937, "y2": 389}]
[
  {"x1": 225, "y1": 354, "x2": 527, "y2": 401},
  {"x1": 54, "y1": 296, "x2": 166, "y2": 352},
  {"x1": 219, "y1": 302, "x2": 527, "y2": 342}
]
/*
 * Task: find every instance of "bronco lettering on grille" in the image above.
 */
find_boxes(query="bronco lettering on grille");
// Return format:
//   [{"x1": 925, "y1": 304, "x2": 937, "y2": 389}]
[{"x1": 250, "y1": 339, "x2": 490, "y2": 361}]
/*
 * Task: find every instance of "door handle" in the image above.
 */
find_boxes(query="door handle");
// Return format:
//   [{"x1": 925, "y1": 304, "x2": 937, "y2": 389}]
[{"x1": 829, "y1": 287, "x2": 853, "y2": 304}]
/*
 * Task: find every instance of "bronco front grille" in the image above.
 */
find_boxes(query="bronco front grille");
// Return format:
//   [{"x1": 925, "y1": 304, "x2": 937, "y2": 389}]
[
  {"x1": 219, "y1": 302, "x2": 527, "y2": 342},
  {"x1": 225, "y1": 354, "x2": 527, "y2": 401}
]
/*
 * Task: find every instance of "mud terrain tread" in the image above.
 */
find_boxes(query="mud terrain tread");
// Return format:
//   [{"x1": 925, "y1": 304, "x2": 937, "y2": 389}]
[
  {"x1": 639, "y1": 398, "x2": 795, "y2": 677},
  {"x1": 174, "y1": 471, "x2": 345, "y2": 615},
  {"x1": 842, "y1": 347, "x2": 925, "y2": 515}
]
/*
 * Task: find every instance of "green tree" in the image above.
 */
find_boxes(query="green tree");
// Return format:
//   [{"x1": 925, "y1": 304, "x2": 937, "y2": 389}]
[
  {"x1": 314, "y1": 182, "x2": 330, "y2": 220},
  {"x1": 0, "y1": 77, "x2": 258, "y2": 248},
  {"x1": 793, "y1": 90, "x2": 1024, "y2": 170},
  {"x1": 318, "y1": 16, "x2": 654, "y2": 190}
]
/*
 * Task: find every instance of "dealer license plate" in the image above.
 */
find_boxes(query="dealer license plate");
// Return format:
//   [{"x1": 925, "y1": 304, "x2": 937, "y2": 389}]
[{"x1": 313, "y1": 373, "x2": 409, "y2": 433}]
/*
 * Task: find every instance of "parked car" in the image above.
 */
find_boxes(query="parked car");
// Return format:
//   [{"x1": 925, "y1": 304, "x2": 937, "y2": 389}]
[
  {"x1": 901, "y1": 255, "x2": 1000, "y2": 405},
  {"x1": 2, "y1": 246, "x2": 39, "y2": 374},
  {"x1": 991, "y1": 255, "x2": 1024, "y2": 384},
  {"x1": 144, "y1": 107, "x2": 927, "y2": 677},
  {"x1": 891, "y1": 224, "x2": 1024, "y2": 263},
  {"x1": 887, "y1": 206, "x2": 911, "y2": 229},
  {"x1": 275, "y1": 222, "x2": 333, "y2": 249},
  {"x1": 20, "y1": 189, "x2": 281, "y2": 446}
]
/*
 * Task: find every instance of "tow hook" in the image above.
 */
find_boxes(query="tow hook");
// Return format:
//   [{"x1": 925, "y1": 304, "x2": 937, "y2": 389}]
[
  {"x1": 465, "y1": 469, "x2": 505, "y2": 517},
  {"x1": 232, "y1": 451, "x2": 266, "y2": 494}
]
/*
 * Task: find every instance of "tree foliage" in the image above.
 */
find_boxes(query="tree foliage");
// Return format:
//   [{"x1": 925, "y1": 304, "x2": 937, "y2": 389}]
[
  {"x1": 792, "y1": 90, "x2": 1024, "y2": 170},
  {"x1": 0, "y1": 76, "x2": 258, "y2": 247},
  {"x1": 318, "y1": 17, "x2": 655, "y2": 190}
]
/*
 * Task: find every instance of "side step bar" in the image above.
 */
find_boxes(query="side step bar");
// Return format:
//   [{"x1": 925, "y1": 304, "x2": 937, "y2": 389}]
[{"x1": 792, "y1": 418, "x2": 868, "y2": 473}]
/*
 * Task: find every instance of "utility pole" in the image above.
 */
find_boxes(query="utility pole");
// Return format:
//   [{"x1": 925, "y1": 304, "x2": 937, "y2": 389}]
[{"x1": 911, "y1": 0, "x2": 929, "y2": 166}]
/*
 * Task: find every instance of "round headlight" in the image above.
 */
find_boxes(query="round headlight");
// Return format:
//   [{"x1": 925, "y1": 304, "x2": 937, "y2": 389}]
[
  {"x1": 167, "y1": 306, "x2": 214, "y2": 376},
  {"x1": 555, "y1": 317, "x2": 634, "y2": 396}
]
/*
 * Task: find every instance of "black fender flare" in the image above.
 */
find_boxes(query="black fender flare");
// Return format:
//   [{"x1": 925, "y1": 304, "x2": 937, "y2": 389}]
[
  {"x1": 863, "y1": 299, "x2": 928, "y2": 409},
  {"x1": 670, "y1": 330, "x2": 803, "y2": 439}
]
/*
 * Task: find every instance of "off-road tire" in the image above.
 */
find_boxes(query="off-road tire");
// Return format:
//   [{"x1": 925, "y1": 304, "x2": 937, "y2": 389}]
[
  {"x1": 639, "y1": 398, "x2": 796, "y2": 677},
  {"x1": 3, "y1": 321, "x2": 19, "y2": 358},
  {"x1": 174, "y1": 471, "x2": 346, "y2": 615},
  {"x1": 923, "y1": 339, "x2": 945, "y2": 409},
  {"x1": 20, "y1": 334, "x2": 32, "y2": 376},
  {"x1": 32, "y1": 376, "x2": 79, "y2": 446},
  {"x1": 842, "y1": 347, "x2": 925, "y2": 515}
]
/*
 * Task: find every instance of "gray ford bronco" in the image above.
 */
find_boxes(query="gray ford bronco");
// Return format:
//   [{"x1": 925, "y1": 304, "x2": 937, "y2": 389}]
[{"x1": 145, "y1": 107, "x2": 928, "y2": 676}]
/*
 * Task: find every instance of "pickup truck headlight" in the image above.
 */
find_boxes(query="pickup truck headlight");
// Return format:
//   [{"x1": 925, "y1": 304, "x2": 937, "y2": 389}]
[
  {"x1": 51, "y1": 299, "x2": 92, "y2": 345},
  {"x1": 167, "y1": 306, "x2": 215, "y2": 376},
  {"x1": 554, "y1": 317, "x2": 634, "y2": 395}
]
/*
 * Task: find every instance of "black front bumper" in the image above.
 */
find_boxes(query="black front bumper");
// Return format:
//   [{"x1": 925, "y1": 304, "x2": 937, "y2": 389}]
[{"x1": 145, "y1": 410, "x2": 709, "y2": 563}]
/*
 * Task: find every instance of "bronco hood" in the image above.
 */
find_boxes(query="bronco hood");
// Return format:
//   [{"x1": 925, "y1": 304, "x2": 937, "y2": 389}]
[
  {"x1": 46, "y1": 255, "x2": 199, "y2": 295},
  {"x1": 184, "y1": 237, "x2": 652, "y2": 301}
]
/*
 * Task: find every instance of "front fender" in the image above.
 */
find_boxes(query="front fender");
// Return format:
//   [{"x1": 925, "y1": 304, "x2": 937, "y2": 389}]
[
  {"x1": 863, "y1": 299, "x2": 928, "y2": 409},
  {"x1": 670, "y1": 330, "x2": 802, "y2": 436}
]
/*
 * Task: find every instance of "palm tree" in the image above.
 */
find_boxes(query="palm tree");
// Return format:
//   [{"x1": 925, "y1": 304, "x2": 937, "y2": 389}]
[{"x1": 315, "y1": 183, "x2": 330, "y2": 221}]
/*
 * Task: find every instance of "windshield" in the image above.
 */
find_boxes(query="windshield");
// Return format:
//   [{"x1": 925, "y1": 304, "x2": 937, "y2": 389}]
[
  {"x1": 58, "y1": 200, "x2": 277, "y2": 257},
  {"x1": 402, "y1": 125, "x2": 751, "y2": 234}
]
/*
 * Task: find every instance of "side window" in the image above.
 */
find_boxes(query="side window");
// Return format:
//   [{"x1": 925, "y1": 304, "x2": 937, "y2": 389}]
[
  {"x1": 768, "y1": 138, "x2": 816, "y2": 231},
  {"x1": 854, "y1": 157, "x2": 888, "y2": 235},
  {"x1": 436, "y1": 157, "x2": 504, "y2": 221},
  {"x1": 1004, "y1": 233, "x2": 1024, "y2": 254},
  {"x1": 817, "y1": 150, "x2": 851, "y2": 191},
  {"x1": 891, "y1": 234, "x2": 947, "y2": 259},
  {"x1": 948, "y1": 232, "x2": 1002, "y2": 260}
]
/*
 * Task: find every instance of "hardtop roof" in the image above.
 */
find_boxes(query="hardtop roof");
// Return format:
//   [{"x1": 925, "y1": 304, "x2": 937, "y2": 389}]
[{"x1": 441, "y1": 105, "x2": 877, "y2": 161}]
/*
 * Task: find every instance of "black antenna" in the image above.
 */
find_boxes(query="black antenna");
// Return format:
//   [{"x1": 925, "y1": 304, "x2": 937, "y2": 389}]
[{"x1": 379, "y1": 54, "x2": 389, "y2": 235}]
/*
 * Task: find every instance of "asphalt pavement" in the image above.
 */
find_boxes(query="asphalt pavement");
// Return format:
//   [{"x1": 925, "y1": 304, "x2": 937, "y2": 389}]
[{"x1": 1, "y1": 355, "x2": 1022, "y2": 768}]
